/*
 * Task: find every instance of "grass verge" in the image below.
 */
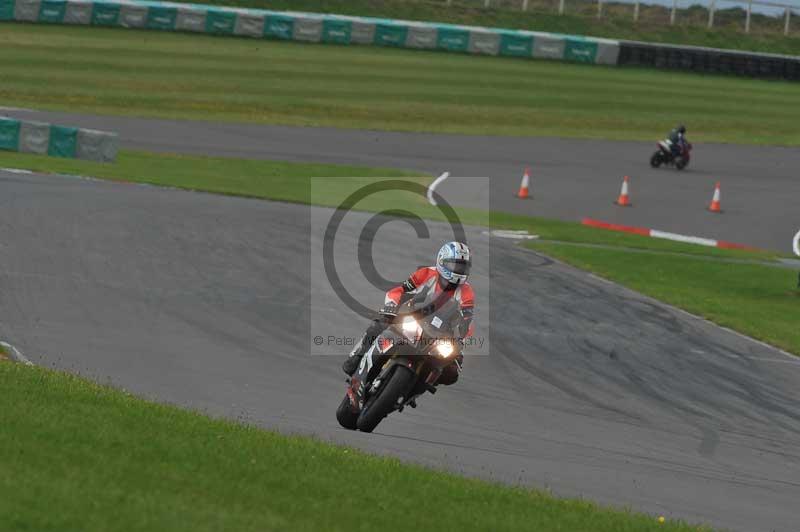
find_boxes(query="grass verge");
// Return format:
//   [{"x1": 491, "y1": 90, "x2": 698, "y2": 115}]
[
  {"x1": 0, "y1": 362, "x2": 708, "y2": 531},
  {"x1": 0, "y1": 149, "x2": 420, "y2": 201},
  {"x1": 530, "y1": 241, "x2": 800, "y2": 354},
  {"x1": 2, "y1": 148, "x2": 778, "y2": 260},
  {"x1": 2, "y1": 24, "x2": 800, "y2": 145}
]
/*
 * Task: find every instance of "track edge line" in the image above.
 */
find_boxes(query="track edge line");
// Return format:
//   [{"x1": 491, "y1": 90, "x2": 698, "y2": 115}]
[{"x1": 0, "y1": 340, "x2": 34, "y2": 366}]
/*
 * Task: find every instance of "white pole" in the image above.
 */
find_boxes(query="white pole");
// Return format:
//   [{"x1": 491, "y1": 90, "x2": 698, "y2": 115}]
[
  {"x1": 484, "y1": 0, "x2": 491, "y2": 7},
  {"x1": 793, "y1": 228, "x2": 800, "y2": 257},
  {"x1": 745, "y1": 0, "x2": 751, "y2": 33},
  {"x1": 559, "y1": 0, "x2": 565, "y2": 14},
  {"x1": 522, "y1": 0, "x2": 529, "y2": 10},
  {"x1": 634, "y1": 1, "x2": 640, "y2": 22},
  {"x1": 670, "y1": 0, "x2": 677, "y2": 25},
  {"x1": 597, "y1": 0, "x2": 603, "y2": 18},
  {"x1": 707, "y1": 0, "x2": 715, "y2": 28},
  {"x1": 785, "y1": 7, "x2": 791, "y2": 36}
]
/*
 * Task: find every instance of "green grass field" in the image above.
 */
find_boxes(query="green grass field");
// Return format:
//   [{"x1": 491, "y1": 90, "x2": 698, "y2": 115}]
[
  {"x1": 0, "y1": 361, "x2": 708, "y2": 532},
  {"x1": 0, "y1": 149, "x2": 420, "y2": 199},
  {"x1": 530, "y1": 242, "x2": 800, "y2": 354},
  {"x1": 2, "y1": 24, "x2": 800, "y2": 145}
]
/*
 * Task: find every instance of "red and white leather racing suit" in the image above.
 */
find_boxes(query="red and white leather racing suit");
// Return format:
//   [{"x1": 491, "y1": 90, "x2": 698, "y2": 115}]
[
  {"x1": 385, "y1": 266, "x2": 474, "y2": 337},
  {"x1": 359, "y1": 266, "x2": 475, "y2": 385}
]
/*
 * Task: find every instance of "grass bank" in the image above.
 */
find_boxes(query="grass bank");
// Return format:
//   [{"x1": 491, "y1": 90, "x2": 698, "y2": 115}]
[
  {"x1": 0, "y1": 149, "x2": 420, "y2": 200},
  {"x1": 2, "y1": 24, "x2": 799, "y2": 145},
  {"x1": 0, "y1": 362, "x2": 708, "y2": 531},
  {"x1": 530, "y1": 241, "x2": 800, "y2": 354}
]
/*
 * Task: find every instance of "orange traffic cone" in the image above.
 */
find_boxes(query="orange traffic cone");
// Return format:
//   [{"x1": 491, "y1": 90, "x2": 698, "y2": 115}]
[
  {"x1": 708, "y1": 182, "x2": 722, "y2": 213},
  {"x1": 614, "y1": 176, "x2": 632, "y2": 207},
  {"x1": 515, "y1": 167, "x2": 531, "y2": 199}
]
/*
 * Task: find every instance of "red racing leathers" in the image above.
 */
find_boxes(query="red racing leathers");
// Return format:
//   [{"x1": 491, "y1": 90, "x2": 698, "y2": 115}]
[
  {"x1": 365, "y1": 266, "x2": 475, "y2": 385},
  {"x1": 385, "y1": 266, "x2": 474, "y2": 337}
]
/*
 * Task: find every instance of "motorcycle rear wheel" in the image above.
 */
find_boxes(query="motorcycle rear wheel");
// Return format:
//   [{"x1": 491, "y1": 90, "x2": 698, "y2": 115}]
[
  {"x1": 336, "y1": 395, "x2": 358, "y2": 430},
  {"x1": 675, "y1": 158, "x2": 688, "y2": 170},
  {"x1": 356, "y1": 366, "x2": 415, "y2": 433},
  {"x1": 650, "y1": 152, "x2": 663, "y2": 168}
]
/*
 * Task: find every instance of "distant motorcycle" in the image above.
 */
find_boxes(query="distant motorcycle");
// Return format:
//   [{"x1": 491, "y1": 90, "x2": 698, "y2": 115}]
[
  {"x1": 650, "y1": 139, "x2": 692, "y2": 170},
  {"x1": 336, "y1": 287, "x2": 462, "y2": 433}
]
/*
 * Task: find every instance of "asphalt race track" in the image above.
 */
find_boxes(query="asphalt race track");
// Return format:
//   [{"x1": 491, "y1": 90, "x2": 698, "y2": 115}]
[
  {"x1": 4, "y1": 108, "x2": 800, "y2": 252},
  {"x1": 2, "y1": 168, "x2": 800, "y2": 532}
]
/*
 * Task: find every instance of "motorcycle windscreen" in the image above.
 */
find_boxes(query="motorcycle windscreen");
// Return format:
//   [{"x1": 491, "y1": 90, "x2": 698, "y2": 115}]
[{"x1": 422, "y1": 298, "x2": 461, "y2": 338}]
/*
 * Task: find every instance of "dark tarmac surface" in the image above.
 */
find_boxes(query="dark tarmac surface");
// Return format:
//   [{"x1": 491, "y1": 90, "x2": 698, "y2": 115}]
[
  {"x1": 2, "y1": 169, "x2": 800, "y2": 531},
  {"x1": 3, "y1": 108, "x2": 799, "y2": 252}
]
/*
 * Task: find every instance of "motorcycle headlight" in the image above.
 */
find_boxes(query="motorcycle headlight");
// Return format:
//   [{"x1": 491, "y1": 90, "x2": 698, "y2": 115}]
[
  {"x1": 435, "y1": 341, "x2": 454, "y2": 358},
  {"x1": 401, "y1": 317, "x2": 420, "y2": 340}
]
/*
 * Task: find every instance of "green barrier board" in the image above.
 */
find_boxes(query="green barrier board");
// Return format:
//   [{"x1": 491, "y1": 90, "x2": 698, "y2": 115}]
[
  {"x1": 374, "y1": 23, "x2": 407, "y2": 47},
  {"x1": 48, "y1": 125, "x2": 78, "y2": 158},
  {"x1": 322, "y1": 18, "x2": 351, "y2": 44},
  {"x1": 264, "y1": 14, "x2": 293, "y2": 39},
  {"x1": 38, "y1": 0, "x2": 66, "y2": 23},
  {"x1": 499, "y1": 33, "x2": 533, "y2": 57},
  {"x1": 564, "y1": 38, "x2": 598, "y2": 63},
  {"x1": 91, "y1": 2, "x2": 119, "y2": 25},
  {"x1": 206, "y1": 9, "x2": 235, "y2": 35},
  {"x1": 2, "y1": 1, "x2": 616, "y2": 67},
  {"x1": 146, "y1": 6, "x2": 177, "y2": 30},
  {"x1": 0, "y1": 118, "x2": 21, "y2": 151},
  {"x1": 0, "y1": 0, "x2": 15, "y2": 21},
  {"x1": 437, "y1": 27, "x2": 469, "y2": 52}
]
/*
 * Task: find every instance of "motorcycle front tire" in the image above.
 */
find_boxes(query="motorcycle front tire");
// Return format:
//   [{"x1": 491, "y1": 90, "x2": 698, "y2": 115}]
[
  {"x1": 356, "y1": 365, "x2": 416, "y2": 433},
  {"x1": 650, "y1": 152, "x2": 663, "y2": 168},
  {"x1": 336, "y1": 395, "x2": 358, "y2": 430}
]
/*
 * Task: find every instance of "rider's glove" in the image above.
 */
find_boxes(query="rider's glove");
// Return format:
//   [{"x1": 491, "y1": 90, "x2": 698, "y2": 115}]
[{"x1": 379, "y1": 302, "x2": 398, "y2": 317}]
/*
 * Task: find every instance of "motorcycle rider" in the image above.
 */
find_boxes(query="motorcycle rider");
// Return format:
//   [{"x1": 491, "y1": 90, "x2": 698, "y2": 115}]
[
  {"x1": 667, "y1": 124, "x2": 688, "y2": 159},
  {"x1": 342, "y1": 241, "x2": 474, "y2": 386}
]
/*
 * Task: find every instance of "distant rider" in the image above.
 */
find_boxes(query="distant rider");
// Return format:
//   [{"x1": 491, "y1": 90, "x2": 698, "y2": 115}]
[
  {"x1": 342, "y1": 241, "x2": 475, "y2": 386},
  {"x1": 667, "y1": 124, "x2": 688, "y2": 159}
]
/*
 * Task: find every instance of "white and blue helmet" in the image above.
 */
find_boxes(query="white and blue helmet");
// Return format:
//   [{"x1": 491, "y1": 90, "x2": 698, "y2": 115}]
[{"x1": 436, "y1": 242, "x2": 471, "y2": 286}]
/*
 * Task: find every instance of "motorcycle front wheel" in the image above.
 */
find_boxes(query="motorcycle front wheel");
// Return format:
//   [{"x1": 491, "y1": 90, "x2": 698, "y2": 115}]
[
  {"x1": 336, "y1": 395, "x2": 359, "y2": 430},
  {"x1": 650, "y1": 152, "x2": 663, "y2": 168},
  {"x1": 356, "y1": 366, "x2": 415, "y2": 433}
]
